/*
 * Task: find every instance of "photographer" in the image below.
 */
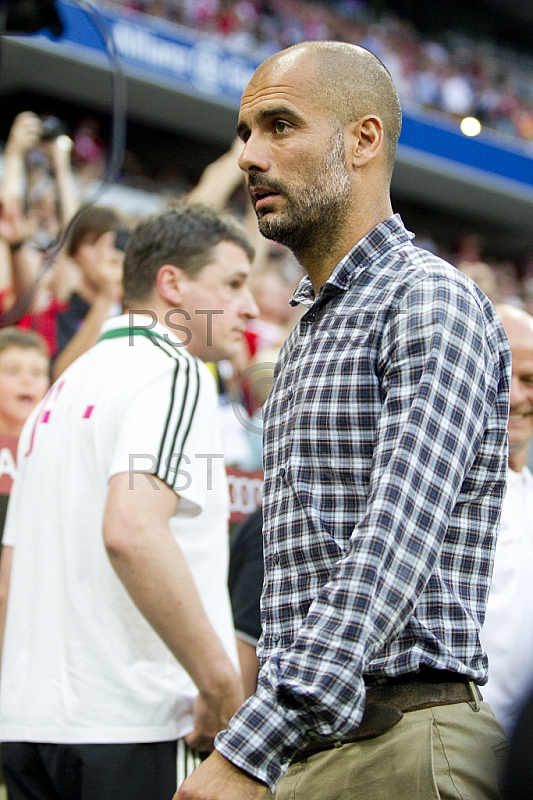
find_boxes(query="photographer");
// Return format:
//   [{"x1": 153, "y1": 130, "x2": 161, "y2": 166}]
[
  {"x1": 0, "y1": 112, "x2": 81, "y2": 354},
  {"x1": 53, "y1": 206, "x2": 127, "y2": 379},
  {"x1": 2, "y1": 111, "x2": 78, "y2": 252}
]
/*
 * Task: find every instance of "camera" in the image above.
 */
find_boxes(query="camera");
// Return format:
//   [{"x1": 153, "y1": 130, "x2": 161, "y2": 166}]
[
  {"x1": 114, "y1": 228, "x2": 130, "y2": 252},
  {"x1": 40, "y1": 116, "x2": 69, "y2": 142},
  {"x1": 1, "y1": 0, "x2": 63, "y2": 37}
]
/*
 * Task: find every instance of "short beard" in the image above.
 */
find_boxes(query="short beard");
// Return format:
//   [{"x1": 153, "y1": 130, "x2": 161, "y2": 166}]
[{"x1": 257, "y1": 131, "x2": 352, "y2": 262}]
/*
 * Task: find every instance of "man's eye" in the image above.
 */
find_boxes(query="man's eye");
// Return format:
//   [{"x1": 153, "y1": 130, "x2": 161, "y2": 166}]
[{"x1": 274, "y1": 120, "x2": 290, "y2": 134}]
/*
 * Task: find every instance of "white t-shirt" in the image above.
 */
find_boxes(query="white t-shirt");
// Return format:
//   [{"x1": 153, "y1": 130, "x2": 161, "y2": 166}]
[
  {"x1": 481, "y1": 466, "x2": 533, "y2": 736},
  {"x1": 0, "y1": 314, "x2": 238, "y2": 744}
]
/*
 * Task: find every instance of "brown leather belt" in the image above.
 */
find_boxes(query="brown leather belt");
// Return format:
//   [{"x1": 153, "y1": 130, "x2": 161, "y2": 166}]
[{"x1": 291, "y1": 672, "x2": 482, "y2": 764}]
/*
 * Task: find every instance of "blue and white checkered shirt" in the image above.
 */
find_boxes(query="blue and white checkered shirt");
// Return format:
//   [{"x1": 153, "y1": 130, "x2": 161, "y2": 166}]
[{"x1": 216, "y1": 215, "x2": 511, "y2": 788}]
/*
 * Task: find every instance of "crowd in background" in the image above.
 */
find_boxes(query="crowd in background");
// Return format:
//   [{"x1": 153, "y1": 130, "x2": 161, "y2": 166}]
[
  {"x1": 0, "y1": 2, "x2": 529, "y2": 475},
  {"x1": 0, "y1": 112, "x2": 309, "y2": 470},
  {"x1": 106, "y1": 0, "x2": 533, "y2": 145},
  {"x1": 0, "y1": 0, "x2": 523, "y2": 326},
  {"x1": 0, "y1": 0, "x2": 530, "y2": 312},
  {"x1": 0, "y1": 102, "x2": 532, "y2": 452},
  {"x1": 0, "y1": 103, "x2": 531, "y2": 358}
]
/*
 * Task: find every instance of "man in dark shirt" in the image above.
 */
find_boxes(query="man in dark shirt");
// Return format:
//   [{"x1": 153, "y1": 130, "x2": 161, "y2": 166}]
[{"x1": 229, "y1": 507, "x2": 264, "y2": 697}]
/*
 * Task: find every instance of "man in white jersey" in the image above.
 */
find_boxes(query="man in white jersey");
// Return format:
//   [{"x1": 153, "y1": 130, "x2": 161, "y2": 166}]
[
  {"x1": 481, "y1": 305, "x2": 533, "y2": 736},
  {"x1": 0, "y1": 204, "x2": 258, "y2": 799}
]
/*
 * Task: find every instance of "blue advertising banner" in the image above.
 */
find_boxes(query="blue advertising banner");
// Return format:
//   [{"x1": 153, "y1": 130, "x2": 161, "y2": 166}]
[{"x1": 37, "y1": 1, "x2": 257, "y2": 103}]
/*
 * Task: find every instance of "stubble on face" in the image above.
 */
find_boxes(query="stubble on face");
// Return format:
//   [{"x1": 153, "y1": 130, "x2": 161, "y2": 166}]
[{"x1": 252, "y1": 130, "x2": 352, "y2": 263}]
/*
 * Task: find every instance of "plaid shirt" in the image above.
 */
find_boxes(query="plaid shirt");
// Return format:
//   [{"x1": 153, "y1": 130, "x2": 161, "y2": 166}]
[{"x1": 217, "y1": 215, "x2": 511, "y2": 788}]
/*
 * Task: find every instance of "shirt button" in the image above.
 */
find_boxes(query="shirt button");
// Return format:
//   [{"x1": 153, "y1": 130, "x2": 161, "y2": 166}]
[
  {"x1": 279, "y1": 468, "x2": 286, "y2": 478},
  {"x1": 272, "y1": 552, "x2": 279, "y2": 564},
  {"x1": 287, "y1": 388, "x2": 293, "y2": 399},
  {"x1": 272, "y1": 634, "x2": 280, "y2": 643}
]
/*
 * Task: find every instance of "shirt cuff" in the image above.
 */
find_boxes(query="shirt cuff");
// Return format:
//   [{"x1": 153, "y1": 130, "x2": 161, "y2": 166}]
[{"x1": 215, "y1": 688, "x2": 305, "y2": 788}]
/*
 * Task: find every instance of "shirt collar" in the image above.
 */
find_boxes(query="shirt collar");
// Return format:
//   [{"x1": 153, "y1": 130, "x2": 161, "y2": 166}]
[{"x1": 291, "y1": 213, "x2": 414, "y2": 308}]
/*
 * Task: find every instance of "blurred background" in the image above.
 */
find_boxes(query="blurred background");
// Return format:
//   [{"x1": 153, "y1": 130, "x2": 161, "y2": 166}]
[{"x1": 0, "y1": 0, "x2": 531, "y2": 307}]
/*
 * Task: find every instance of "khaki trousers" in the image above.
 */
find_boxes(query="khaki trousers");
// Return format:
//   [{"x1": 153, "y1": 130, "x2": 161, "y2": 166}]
[{"x1": 269, "y1": 701, "x2": 508, "y2": 800}]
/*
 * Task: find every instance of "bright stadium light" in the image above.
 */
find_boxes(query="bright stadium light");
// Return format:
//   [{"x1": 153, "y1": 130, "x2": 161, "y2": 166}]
[{"x1": 460, "y1": 117, "x2": 482, "y2": 137}]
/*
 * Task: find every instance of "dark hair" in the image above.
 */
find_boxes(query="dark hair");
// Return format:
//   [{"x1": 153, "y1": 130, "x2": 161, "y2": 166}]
[
  {"x1": 122, "y1": 203, "x2": 254, "y2": 306},
  {"x1": 0, "y1": 327, "x2": 49, "y2": 360},
  {"x1": 65, "y1": 206, "x2": 121, "y2": 257}
]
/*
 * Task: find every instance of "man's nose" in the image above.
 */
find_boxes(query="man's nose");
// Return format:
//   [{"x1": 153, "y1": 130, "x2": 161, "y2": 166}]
[
  {"x1": 237, "y1": 134, "x2": 269, "y2": 174},
  {"x1": 241, "y1": 289, "x2": 259, "y2": 320},
  {"x1": 510, "y1": 374, "x2": 527, "y2": 407}
]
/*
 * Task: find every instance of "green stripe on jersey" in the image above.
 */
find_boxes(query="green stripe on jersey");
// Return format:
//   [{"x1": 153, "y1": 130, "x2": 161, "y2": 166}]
[{"x1": 97, "y1": 327, "x2": 170, "y2": 344}]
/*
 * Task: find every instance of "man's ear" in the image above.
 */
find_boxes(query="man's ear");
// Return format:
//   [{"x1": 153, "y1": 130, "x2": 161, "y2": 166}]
[
  {"x1": 156, "y1": 263, "x2": 187, "y2": 305},
  {"x1": 346, "y1": 114, "x2": 384, "y2": 170}
]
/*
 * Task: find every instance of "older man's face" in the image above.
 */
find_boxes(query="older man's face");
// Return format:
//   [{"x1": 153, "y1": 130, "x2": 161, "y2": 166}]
[{"x1": 504, "y1": 316, "x2": 533, "y2": 466}]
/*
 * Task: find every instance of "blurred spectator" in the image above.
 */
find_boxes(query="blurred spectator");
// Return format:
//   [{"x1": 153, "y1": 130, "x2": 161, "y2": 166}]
[
  {"x1": 494, "y1": 260, "x2": 524, "y2": 307},
  {"x1": 0, "y1": 327, "x2": 49, "y2": 545},
  {"x1": 229, "y1": 249, "x2": 303, "y2": 469},
  {"x1": 0, "y1": 112, "x2": 81, "y2": 356},
  {"x1": 453, "y1": 231, "x2": 484, "y2": 264},
  {"x1": 0, "y1": 112, "x2": 77, "y2": 248},
  {"x1": 0, "y1": 327, "x2": 49, "y2": 438},
  {"x1": 53, "y1": 206, "x2": 126, "y2": 379},
  {"x1": 23, "y1": 115, "x2": 78, "y2": 249},
  {"x1": 238, "y1": 250, "x2": 303, "y2": 466},
  {"x1": 245, "y1": 251, "x2": 303, "y2": 359},
  {"x1": 515, "y1": 100, "x2": 533, "y2": 142},
  {"x1": 440, "y1": 65, "x2": 475, "y2": 117},
  {"x1": 481, "y1": 306, "x2": 533, "y2": 737},
  {"x1": 456, "y1": 260, "x2": 499, "y2": 304},
  {"x1": 412, "y1": 52, "x2": 443, "y2": 110},
  {"x1": 0, "y1": 112, "x2": 47, "y2": 302},
  {"x1": 71, "y1": 115, "x2": 107, "y2": 192}
]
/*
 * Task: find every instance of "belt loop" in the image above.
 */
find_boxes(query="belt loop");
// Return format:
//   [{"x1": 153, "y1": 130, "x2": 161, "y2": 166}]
[{"x1": 467, "y1": 681, "x2": 481, "y2": 712}]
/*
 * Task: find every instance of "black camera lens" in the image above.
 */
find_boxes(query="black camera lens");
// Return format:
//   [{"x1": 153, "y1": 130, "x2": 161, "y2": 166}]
[
  {"x1": 40, "y1": 116, "x2": 68, "y2": 141},
  {"x1": 114, "y1": 229, "x2": 130, "y2": 252}
]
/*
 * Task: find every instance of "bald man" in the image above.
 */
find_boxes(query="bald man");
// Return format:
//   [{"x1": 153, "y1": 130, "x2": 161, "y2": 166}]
[
  {"x1": 481, "y1": 306, "x2": 533, "y2": 737},
  {"x1": 176, "y1": 41, "x2": 510, "y2": 800}
]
